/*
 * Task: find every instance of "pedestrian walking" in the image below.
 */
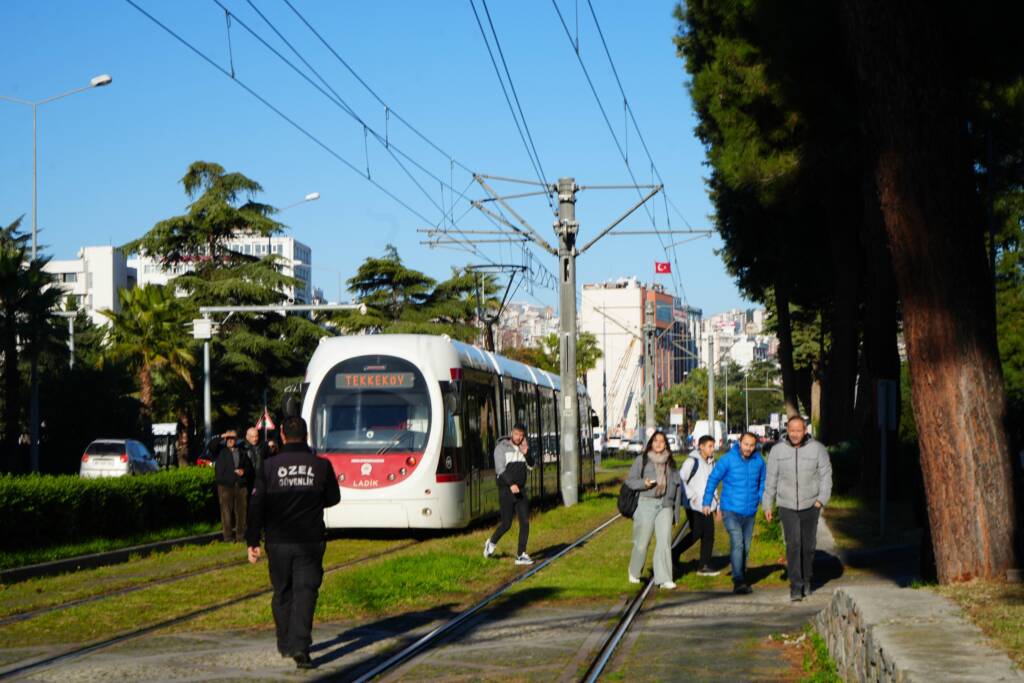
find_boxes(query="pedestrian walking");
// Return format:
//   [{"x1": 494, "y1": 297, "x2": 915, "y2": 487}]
[
  {"x1": 679, "y1": 435, "x2": 721, "y2": 576},
  {"x1": 702, "y1": 432, "x2": 766, "y2": 594},
  {"x1": 483, "y1": 423, "x2": 535, "y2": 565},
  {"x1": 243, "y1": 427, "x2": 269, "y2": 473},
  {"x1": 762, "y1": 416, "x2": 832, "y2": 601},
  {"x1": 210, "y1": 430, "x2": 254, "y2": 542},
  {"x1": 626, "y1": 431, "x2": 682, "y2": 589},
  {"x1": 245, "y1": 416, "x2": 341, "y2": 670}
]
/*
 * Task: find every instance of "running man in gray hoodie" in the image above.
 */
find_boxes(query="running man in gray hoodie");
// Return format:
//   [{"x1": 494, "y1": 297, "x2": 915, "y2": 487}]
[{"x1": 762, "y1": 416, "x2": 832, "y2": 601}]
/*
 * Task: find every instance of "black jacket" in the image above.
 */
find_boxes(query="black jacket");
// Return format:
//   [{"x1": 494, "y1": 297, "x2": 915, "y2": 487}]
[
  {"x1": 242, "y1": 439, "x2": 269, "y2": 474},
  {"x1": 210, "y1": 437, "x2": 255, "y2": 488},
  {"x1": 245, "y1": 442, "x2": 341, "y2": 546}
]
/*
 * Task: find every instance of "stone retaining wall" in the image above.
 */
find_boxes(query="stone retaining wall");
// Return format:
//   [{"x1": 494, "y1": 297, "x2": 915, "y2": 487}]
[{"x1": 814, "y1": 585, "x2": 1022, "y2": 682}]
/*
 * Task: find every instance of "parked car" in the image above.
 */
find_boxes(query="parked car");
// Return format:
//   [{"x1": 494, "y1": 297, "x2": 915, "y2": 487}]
[
  {"x1": 626, "y1": 438, "x2": 645, "y2": 455},
  {"x1": 592, "y1": 427, "x2": 605, "y2": 456},
  {"x1": 603, "y1": 436, "x2": 623, "y2": 455},
  {"x1": 80, "y1": 439, "x2": 159, "y2": 478}
]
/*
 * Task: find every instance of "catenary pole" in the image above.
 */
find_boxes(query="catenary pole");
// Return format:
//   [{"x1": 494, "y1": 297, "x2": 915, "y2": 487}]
[
  {"x1": 643, "y1": 299, "x2": 656, "y2": 441},
  {"x1": 556, "y1": 177, "x2": 581, "y2": 507}
]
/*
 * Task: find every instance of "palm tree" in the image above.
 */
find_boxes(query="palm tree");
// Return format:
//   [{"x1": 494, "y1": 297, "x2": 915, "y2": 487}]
[
  {"x1": 101, "y1": 284, "x2": 196, "y2": 438},
  {"x1": 0, "y1": 217, "x2": 62, "y2": 467}
]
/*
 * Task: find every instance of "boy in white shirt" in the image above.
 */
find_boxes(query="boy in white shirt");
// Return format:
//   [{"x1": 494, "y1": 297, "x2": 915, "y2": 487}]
[{"x1": 679, "y1": 435, "x2": 721, "y2": 576}]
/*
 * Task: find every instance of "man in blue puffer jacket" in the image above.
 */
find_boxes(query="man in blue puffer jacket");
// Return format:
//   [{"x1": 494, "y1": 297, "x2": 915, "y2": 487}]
[{"x1": 702, "y1": 432, "x2": 766, "y2": 594}]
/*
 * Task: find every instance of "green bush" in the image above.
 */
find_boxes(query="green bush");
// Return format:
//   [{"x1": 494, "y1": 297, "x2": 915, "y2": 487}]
[{"x1": 0, "y1": 468, "x2": 218, "y2": 551}]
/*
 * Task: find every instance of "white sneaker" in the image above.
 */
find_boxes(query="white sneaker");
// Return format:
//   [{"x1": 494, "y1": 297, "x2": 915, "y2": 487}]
[
  {"x1": 483, "y1": 539, "x2": 496, "y2": 558},
  {"x1": 515, "y1": 552, "x2": 534, "y2": 565},
  {"x1": 628, "y1": 573, "x2": 641, "y2": 584},
  {"x1": 659, "y1": 581, "x2": 677, "y2": 590},
  {"x1": 696, "y1": 566, "x2": 721, "y2": 577}
]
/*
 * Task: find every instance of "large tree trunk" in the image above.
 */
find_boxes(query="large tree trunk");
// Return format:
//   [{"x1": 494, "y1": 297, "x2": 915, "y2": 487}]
[
  {"x1": 841, "y1": 0, "x2": 1018, "y2": 581},
  {"x1": 856, "y1": 174, "x2": 902, "y2": 498},
  {"x1": 176, "y1": 408, "x2": 191, "y2": 468},
  {"x1": 821, "y1": 204, "x2": 862, "y2": 444},
  {"x1": 774, "y1": 281, "x2": 802, "y2": 418},
  {"x1": 2, "y1": 326, "x2": 19, "y2": 469},
  {"x1": 139, "y1": 363, "x2": 154, "y2": 447}
]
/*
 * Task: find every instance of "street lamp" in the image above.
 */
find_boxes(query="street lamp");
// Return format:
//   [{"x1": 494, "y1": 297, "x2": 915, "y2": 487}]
[
  {"x1": 270, "y1": 191, "x2": 319, "y2": 255},
  {"x1": 0, "y1": 73, "x2": 113, "y2": 259},
  {"x1": 1, "y1": 74, "x2": 112, "y2": 474}
]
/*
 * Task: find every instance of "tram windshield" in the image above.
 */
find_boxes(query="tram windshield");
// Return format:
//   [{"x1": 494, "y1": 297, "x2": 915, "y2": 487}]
[{"x1": 312, "y1": 355, "x2": 432, "y2": 454}]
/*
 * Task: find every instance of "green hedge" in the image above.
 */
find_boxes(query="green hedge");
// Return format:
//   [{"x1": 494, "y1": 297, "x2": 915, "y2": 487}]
[{"x1": 0, "y1": 467, "x2": 218, "y2": 551}]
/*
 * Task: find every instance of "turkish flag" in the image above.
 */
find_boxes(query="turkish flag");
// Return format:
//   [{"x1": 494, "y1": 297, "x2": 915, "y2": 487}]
[{"x1": 655, "y1": 261, "x2": 671, "y2": 274}]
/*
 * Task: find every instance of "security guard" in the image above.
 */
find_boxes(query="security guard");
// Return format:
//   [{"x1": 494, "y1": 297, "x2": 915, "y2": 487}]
[{"x1": 246, "y1": 416, "x2": 340, "y2": 670}]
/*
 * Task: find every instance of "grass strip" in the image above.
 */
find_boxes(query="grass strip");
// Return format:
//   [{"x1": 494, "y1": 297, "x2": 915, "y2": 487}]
[
  {"x1": 0, "y1": 536, "x2": 407, "y2": 647},
  {"x1": 0, "y1": 522, "x2": 220, "y2": 571},
  {"x1": 800, "y1": 624, "x2": 842, "y2": 682},
  {"x1": 0, "y1": 540, "x2": 244, "y2": 618},
  {"x1": 180, "y1": 489, "x2": 625, "y2": 632},
  {"x1": 934, "y1": 581, "x2": 1024, "y2": 668},
  {"x1": 822, "y1": 495, "x2": 921, "y2": 553}
]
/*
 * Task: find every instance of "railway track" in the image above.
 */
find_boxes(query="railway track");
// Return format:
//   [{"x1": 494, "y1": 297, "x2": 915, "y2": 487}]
[
  {"x1": 0, "y1": 540, "x2": 419, "y2": 681},
  {"x1": 348, "y1": 513, "x2": 624, "y2": 683},
  {"x1": 0, "y1": 555, "x2": 250, "y2": 627},
  {"x1": 0, "y1": 531, "x2": 223, "y2": 585},
  {"x1": 581, "y1": 522, "x2": 693, "y2": 682}
]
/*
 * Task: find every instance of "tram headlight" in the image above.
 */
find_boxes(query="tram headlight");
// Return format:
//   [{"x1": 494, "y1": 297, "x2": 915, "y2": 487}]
[
  {"x1": 387, "y1": 473, "x2": 396, "y2": 481},
  {"x1": 399, "y1": 467, "x2": 407, "y2": 476},
  {"x1": 337, "y1": 473, "x2": 345, "y2": 483},
  {"x1": 406, "y1": 456, "x2": 417, "y2": 466}
]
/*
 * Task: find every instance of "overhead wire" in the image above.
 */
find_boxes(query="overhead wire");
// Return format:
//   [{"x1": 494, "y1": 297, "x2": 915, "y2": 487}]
[
  {"x1": 550, "y1": 0, "x2": 684, "y2": 297},
  {"x1": 122, "y1": 0, "x2": 437, "y2": 227},
  {"x1": 270, "y1": 0, "x2": 557, "y2": 292},
  {"x1": 584, "y1": 0, "x2": 692, "y2": 300},
  {"x1": 468, "y1": 0, "x2": 554, "y2": 210}
]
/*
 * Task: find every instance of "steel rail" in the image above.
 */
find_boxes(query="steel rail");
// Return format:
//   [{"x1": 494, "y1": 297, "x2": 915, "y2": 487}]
[
  {"x1": 0, "y1": 541, "x2": 418, "y2": 680},
  {"x1": 581, "y1": 521, "x2": 692, "y2": 683},
  {"x1": 351, "y1": 513, "x2": 623, "y2": 682}
]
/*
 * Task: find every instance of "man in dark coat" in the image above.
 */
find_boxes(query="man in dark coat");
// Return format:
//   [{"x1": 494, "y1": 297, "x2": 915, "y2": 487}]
[
  {"x1": 211, "y1": 430, "x2": 254, "y2": 542},
  {"x1": 246, "y1": 416, "x2": 341, "y2": 670}
]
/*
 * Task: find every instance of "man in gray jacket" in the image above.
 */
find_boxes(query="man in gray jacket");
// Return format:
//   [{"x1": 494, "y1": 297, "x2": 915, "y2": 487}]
[
  {"x1": 762, "y1": 416, "x2": 832, "y2": 601},
  {"x1": 484, "y1": 423, "x2": 535, "y2": 565}
]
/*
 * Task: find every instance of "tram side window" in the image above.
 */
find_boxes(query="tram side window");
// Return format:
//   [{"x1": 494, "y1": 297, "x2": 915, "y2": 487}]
[
  {"x1": 540, "y1": 389, "x2": 557, "y2": 463},
  {"x1": 463, "y1": 378, "x2": 498, "y2": 471},
  {"x1": 501, "y1": 377, "x2": 515, "y2": 435}
]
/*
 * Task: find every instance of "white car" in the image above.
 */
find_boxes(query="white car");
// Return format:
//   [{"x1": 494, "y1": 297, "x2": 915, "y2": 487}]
[
  {"x1": 626, "y1": 438, "x2": 645, "y2": 455},
  {"x1": 666, "y1": 433, "x2": 680, "y2": 451},
  {"x1": 603, "y1": 437, "x2": 623, "y2": 455},
  {"x1": 80, "y1": 439, "x2": 159, "y2": 478}
]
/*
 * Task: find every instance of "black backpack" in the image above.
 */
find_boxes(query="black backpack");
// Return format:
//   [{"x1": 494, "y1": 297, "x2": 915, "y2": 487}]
[{"x1": 617, "y1": 453, "x2": 649, "y2": 518}]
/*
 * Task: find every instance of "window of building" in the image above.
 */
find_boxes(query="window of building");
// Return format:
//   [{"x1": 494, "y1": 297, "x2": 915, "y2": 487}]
[{"x1": 61, "y1": 273, "x2": 78, "y2": 283}]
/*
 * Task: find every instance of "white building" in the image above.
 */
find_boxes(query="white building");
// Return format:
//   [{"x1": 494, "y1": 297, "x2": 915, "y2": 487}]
[
  {"x1": 45, "y1": 246, "x2": 137, "y2": 326},
  {"x1": 495, "y1": 302, "x2": 559, "y2": 350},
  {"x1": 699, "y1": 307, "x2": 774, "y2": 370},
  {"x1": 128, "y1": 234, "x2": 313, "y2": 304}
]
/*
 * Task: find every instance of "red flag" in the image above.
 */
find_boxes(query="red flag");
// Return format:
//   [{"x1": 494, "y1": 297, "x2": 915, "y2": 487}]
[{"x1": 655, "y1": 261, "x2": 671, "y2": 274}]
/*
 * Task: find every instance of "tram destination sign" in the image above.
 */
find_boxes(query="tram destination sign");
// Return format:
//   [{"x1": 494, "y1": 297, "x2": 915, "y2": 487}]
[{"x1": 336, "y1": 372, "x2": 415, "y2": 389}]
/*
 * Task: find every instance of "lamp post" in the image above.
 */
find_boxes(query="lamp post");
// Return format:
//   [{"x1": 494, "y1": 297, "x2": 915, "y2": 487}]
[
  {"x1": 2, "y1": 74, "x2": 112, "y2": 473},
  {"x1": 271, "y1": 191, "x2": 319, "y2": 255},
  {"x1": 1, "y1": 74, "x2": 113, "y2": 260}
]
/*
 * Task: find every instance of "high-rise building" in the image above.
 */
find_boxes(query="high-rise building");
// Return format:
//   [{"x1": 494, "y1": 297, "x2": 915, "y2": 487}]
[
  {"x1": 44, "y1": 246, "x2": 137, "y2": 325},
  {"x1": 580, "y1": 277, "x2": 701, "y2": 437},
  {"x1": 128, "y1": 234, "x2": 313, "y2": 304}
]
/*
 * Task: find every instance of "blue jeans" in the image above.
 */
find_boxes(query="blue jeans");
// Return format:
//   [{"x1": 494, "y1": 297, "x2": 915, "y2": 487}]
[{"x1": 722, "y1": 510, "x2": 755, "y2": 585}]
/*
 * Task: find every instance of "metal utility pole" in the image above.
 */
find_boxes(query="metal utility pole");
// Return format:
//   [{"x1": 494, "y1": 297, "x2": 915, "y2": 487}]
[
  {"x1": 602, "y1": 312, "x2": 608, "y2": 441},
  {"x1": 555, "y1": 178, "x2": 581, "y2": 507},
  {"x1": 643, "y1": 300, "x2": 657, "y2": 441},
  {"x1": 744, "y1": 372, "x2": 749, "y2": 430},
  {"x1": 438, "y1": 173, "x2": 670, "y2": 507},
  {"x1": 707, "y1": 335, "x2": 715, "y2": 440}
]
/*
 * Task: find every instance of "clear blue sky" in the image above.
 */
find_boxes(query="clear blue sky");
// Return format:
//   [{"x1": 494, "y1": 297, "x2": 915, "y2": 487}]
[{"x1": 0, "y1": 0, "x2": 749, "y2": 315}]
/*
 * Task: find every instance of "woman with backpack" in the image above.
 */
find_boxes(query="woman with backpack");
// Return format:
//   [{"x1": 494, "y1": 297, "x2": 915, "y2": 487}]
[{"x1": 625, "y1": 430, "x2": 682, "y2": 589}]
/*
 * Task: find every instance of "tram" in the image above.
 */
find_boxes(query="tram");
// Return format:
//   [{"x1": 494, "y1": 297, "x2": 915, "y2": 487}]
[{"x1": 294, "y1": 334, "x2": 596, "y2": 529}]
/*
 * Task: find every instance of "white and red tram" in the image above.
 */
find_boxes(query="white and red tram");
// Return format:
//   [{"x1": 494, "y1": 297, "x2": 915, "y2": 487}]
[{"x1": 297, "y1": 334, "x2": 596, "y2": 529}]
